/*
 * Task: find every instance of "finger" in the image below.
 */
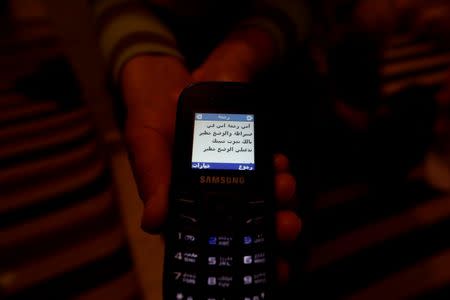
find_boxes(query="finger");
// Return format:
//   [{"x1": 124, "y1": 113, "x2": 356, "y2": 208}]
[
  {"x1": 276, "y1": 210, "x2": 302, "y2": 243},
  {"x1": 125, "y1": 125, "x2": 172, "y2": 233},
  {"x1": 277, "y1": 258, "x2": 290, "y2": 286},
  {"x1": 274, "y1": 153, "x2": 290, "y2": 172},
  {"x1": 192, "y1": 66, "x2": 250, "y2": 83},
  {"x1": 275, "y1": 172, "x2": 297, "y2": 208},
  {"x1": 191, "y1": 68, "x2": 207, "y2": 82}
]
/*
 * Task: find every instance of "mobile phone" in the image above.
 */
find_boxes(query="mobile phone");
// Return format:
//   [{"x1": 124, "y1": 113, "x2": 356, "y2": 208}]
[{"x1": 163, "y1": 82, "x2": 276, "y2": 300}]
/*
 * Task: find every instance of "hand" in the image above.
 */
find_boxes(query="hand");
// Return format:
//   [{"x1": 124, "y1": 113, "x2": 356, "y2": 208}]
[
  {"x1": 121, "y1": 55, "x2": 192, "y2": 230},
  {"x1": 121, "y1": 27, "x2": 301, "y2": 285},
  {"x1": 192, "y1": 27, "x2": 277, "y2": 82},
  {"x1": 272, "y1": 154, "x2": 302, "y2": 285},
  {"x1": 194, "y1": 27, "x2": 301, "y2": 284}
]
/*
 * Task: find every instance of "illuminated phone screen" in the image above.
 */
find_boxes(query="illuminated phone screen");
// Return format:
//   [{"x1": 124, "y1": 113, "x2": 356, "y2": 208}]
[{"x1": 191, "y1": 113, "x2": 255, "y2": 171}]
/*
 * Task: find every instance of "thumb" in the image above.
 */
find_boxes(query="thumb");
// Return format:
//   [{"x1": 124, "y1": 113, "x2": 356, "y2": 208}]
[{"x1": 125, "y1": 124, "x2": 172, "y2": 233}]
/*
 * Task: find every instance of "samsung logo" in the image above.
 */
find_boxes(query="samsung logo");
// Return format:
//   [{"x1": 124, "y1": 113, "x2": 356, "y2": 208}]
[{"x1": 200, "y1": 176, "x2": 245, "y2": 184}]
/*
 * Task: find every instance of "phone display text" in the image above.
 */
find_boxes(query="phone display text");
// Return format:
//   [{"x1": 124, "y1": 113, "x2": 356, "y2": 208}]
[{"x1": 191, "y1": 113, "x2": 255, "y2": 171}]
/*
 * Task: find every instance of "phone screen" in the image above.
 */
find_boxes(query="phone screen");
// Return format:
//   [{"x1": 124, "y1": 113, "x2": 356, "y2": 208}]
[{"x1": 191, "y1": 113, "x2": 255, "y2": 171}]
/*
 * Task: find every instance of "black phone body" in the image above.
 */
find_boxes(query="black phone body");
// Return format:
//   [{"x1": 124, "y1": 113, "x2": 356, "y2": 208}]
[{"x1": 163, "y1": 82, "x2": 276, "y2": 300}]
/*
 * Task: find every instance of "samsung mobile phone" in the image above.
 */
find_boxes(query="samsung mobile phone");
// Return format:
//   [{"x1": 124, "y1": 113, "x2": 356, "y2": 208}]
[{"x1": 163, "y1": 82, "x2": 276, "y2": 300}]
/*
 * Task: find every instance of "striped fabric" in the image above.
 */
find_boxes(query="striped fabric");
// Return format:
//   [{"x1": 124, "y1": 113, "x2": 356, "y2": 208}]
[
  {"x1": 295, "y1": 32, "x2": 450, "y2": 299},
  {"x1": 378, "y1": 32, "x2": 450, "y2": 192},
  {"x1": 380, "y1": 34, "x2": 450, "y2": 97},
  {"x1": 91, "y1": 0, "x2": 183, "y2": 82},
  {"x1": 89, "y1": 0, "x2": 312, "y2": 84},
  {"x1": 299, "y1": 173, "x2": 450, "y2": 299},
  {"x1": 0, "y1": 17, "x2": 141, "y2": 300}
]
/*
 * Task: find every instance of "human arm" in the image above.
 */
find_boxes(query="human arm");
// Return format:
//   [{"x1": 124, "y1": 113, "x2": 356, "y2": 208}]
[
  {"x1": 193, "y1": 0, "x2": 312, "y2": 82},
  {"x1": 91, "y1": 1, "x2": 308, "y2": 282},
  {"x1": 91, "y1": 0, "x2": 184, "y2": 83}
]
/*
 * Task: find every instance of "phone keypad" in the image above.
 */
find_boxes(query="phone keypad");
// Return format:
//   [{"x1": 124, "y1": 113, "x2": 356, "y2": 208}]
[{"x1": 166, "y1": 192, "x2": 272, "y2": 299}]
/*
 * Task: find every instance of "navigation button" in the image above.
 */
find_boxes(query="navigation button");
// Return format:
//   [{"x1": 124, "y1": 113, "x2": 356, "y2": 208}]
[
  {"x1": 176, "y1": 197, "x2": 195, "y2": 204},
  {"x1": 248, "y1": 199, "x2": 264, "y2": 206},
  {"x1": 245, "y1": 216, "x2": 264, "y2": 225},
  {"x1": 179, "y1": 214, "x2": 198, "y2": 224}
]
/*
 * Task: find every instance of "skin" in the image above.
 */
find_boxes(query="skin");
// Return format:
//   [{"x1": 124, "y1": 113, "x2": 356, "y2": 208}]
[{"x1": 120, "y1": 27, "x2": 301, "y2": 284}]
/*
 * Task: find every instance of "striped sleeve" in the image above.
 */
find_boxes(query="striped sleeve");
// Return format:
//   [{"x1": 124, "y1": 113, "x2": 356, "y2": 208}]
[
  {"x1": 90, "y1": 0, "x2": 184, "y2": 84},
  {"x1": 300, "y1": 179, "x2": 450, "y2": 299},
  {"x1": 0, "y1": 95, "x2": 139, "y2": 299},
  {"x1": 380, "y1": 34, "x2": 450, "y2": 97},
  {"x1": 0, "y1": 15, "x2": 143, "y2": 298},
  {"x1": 238, "y1": 0, "x2": 312, "y2": 61}
]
